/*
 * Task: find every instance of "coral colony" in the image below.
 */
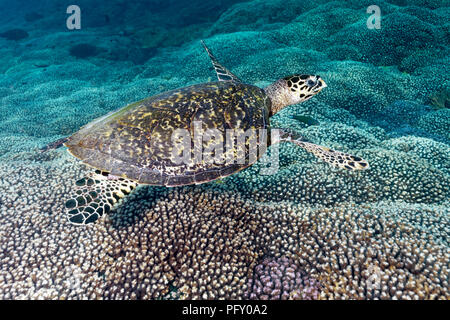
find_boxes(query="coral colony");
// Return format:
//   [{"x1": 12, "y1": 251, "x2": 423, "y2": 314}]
[{"x1": 0, "y1": 0, "x2": 448, "y2": 300}]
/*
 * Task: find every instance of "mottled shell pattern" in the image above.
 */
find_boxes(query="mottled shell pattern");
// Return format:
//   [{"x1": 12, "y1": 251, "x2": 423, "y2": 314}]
[{"x1": 65, "y1": 81, "x2": 271, "y2": 186}]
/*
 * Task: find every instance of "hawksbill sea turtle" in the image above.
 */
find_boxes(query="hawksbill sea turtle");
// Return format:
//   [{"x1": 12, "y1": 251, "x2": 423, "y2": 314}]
[{"x1": 50, "y1": 41, "x2": 369, "y2": 225}]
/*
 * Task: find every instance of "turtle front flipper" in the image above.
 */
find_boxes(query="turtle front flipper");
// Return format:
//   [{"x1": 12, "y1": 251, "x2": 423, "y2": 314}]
[
  {"x1": 291, "y1": 140, "x2": 369, "y2": 170},
  {"x1": 65, "y1": 170, "x2": 139, "y2": 225},
  {"x1": 201, "y1": 40, "x2": 242, "y2": 83},
  {"x1": 275, "y1": 128, "x2": 369, "y2": 170}
]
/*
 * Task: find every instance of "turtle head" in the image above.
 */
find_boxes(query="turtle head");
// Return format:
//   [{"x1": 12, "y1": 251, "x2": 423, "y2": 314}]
[{"x1": 264, "y1": 74, "x2": 327, "y2": 116}]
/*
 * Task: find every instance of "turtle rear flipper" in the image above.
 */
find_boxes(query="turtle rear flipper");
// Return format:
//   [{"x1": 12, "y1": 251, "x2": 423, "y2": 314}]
[{"x1": 65, "y1": 171, "x2": 138, "y2": 225}]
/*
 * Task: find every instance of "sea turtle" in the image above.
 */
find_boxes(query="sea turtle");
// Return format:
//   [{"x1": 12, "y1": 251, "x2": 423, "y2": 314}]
[{"x1": 59, "y1": 41, "x2": 369, "y2": 225}]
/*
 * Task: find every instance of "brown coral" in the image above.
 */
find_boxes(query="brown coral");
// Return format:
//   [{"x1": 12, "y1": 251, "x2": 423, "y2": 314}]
[{"x1": 0, "y1": 149, "x2": 448, "y2": 300}]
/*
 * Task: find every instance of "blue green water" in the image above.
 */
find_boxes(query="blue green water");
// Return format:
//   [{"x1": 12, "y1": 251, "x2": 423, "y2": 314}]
[{"x1": 0, "y1": 0, "x2": 448, "y2": 300}]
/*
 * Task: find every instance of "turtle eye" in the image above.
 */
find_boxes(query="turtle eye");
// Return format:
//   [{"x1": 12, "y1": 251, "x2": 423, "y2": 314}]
[{"x1": 307, "y1": 79, "x2": 316, "y2": 87}]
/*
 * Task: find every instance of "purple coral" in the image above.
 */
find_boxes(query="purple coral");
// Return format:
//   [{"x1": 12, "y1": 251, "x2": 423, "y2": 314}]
[{"x1": 246, "y1": 256, "x2": 321, "y2": 300}]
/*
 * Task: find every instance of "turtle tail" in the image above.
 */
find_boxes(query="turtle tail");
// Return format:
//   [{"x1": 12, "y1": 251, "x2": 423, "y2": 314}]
[{"x1": 64, "y1": 170, "x2": 138, "y2": 225}]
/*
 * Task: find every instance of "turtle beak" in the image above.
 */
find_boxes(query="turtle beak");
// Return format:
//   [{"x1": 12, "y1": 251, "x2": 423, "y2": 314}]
[{"x1": 314, "y1": 76, "x2": 327, "y2": 92}]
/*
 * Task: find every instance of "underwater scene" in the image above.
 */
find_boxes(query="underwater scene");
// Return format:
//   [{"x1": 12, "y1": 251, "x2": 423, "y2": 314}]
[{"x1": 0, "y1": 0, "x2": 448, "y2": 301}]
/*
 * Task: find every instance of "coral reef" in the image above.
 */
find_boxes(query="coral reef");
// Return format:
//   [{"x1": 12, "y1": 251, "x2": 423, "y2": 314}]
[
  {"x1": 0, "y1": 28, "x2": 28, "y2": 40},
  {"x1": 0, "y1": 0, "x2": 448, "y2": 300},
  {"x1": 24, "y1": 12, "x2": 44, "y2": 23},
  {"x1": 69, "y1": 44, "x2": 101, "y2": 59},
  {"x1": 417, "y1": 109, "x2": 450, "y2": 141},
  {"x1": 0, "y1": 150, "x2": 448, "y2": 300},
  {"x1": 245, "y1": 256, "x2": 321, "y2": 300}
]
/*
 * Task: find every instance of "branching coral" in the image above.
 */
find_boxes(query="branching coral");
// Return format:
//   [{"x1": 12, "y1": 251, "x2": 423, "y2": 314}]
[
  {"x1": 245, "y1": 256, "x2": 321, "y2": 300},
  {"x1": 0, "y1": 150, "x2": 448, "y2": 300},
  {"x1": 0, "y1": 0, "x2": 448, "y2": 301},
  {"x1": 417, "y1": 109, "x2": 450, "y2": 141}
]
